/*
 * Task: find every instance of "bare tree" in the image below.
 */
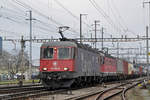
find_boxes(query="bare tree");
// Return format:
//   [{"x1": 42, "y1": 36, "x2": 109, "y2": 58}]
[{"x1": 0, "y1": 50, "x2": 29, "y2": 79}]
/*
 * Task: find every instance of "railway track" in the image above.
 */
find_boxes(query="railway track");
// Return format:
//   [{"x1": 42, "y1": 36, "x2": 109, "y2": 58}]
[
  {"x1": 95, "y1": 81, "x2": 140, "y2": 100},
  {"x1": 0, "y1": 84, "x2": 42, "y2": 94},
  {"x1": 0, "y1": 83, "x2": 41, "y2": 89},
  {"x1": 121, "y1": 81, "x2": 142, "y2": 100},
  {"x1": 0, "y1": 84, "x2": 46, "y2": 100},
  {"x1": 0, "y1": 78, "x2": 146, "y2": 100},
  {"x1": 65, "y1": 78, "x2": 144, "y2": 100},
  {"x1": 0, "y1": 87, "x2": 69, "y2": 100},
  {"x1": 0, "y1": 86, "x2": 44, "y2": 94},
  {"x1": 0, "y1": 83, "x2": 76, "y2": 100}
]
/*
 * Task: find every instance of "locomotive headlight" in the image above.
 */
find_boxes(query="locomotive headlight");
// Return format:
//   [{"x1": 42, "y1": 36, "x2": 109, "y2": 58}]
[
  {"x1": 64, "y1": 67, "x2": 69, "y2": 71},
  {"x1": 43, "y1": 67, "x2": 48, "y2": 71}
]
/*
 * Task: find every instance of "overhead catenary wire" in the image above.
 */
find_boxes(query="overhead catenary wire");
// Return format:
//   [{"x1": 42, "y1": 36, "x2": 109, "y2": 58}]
[
  {"x1": 1, "y1": 0, "x2": 83, "y2": 39},
  {"x1": 0, "y1": 28, "x2": 53, "y2": 40},
  {"x1": 0, "y1": 6, "x2": 61, "y2": 34},
  {"x1": 7, "y1": 0, "x2": 27, "y2": 13},
  {"x1": 0, "y1": 15, "x2": 23, "y2": 24},
  {"x1": 0, "y1": 6, "x2": 60, "y2": 34},
  {"x1": 110, "y1": 0, "x2": 128, "y2": 30},
  {"x1": 54, "y1": 0, "x2": 93, "y2": 30},
  {"x1": 54, "y1": 0, "x2": 79, "y2": 21},
  {"x1": 12, "y1": 0, "x2": 79, "y2": 35},
  {"x1": 36, "y1": 19, "x2": 57, "y2": 29},
  {"x1": 0, "y1": 29, "x2": 25, "y2": 38},
  {"x1": 26, "y1": 0, "x2": 84, "y2": 35},
  {"x1": 110, "y1": 0, "x2": 136, "y2": 36},
  {"x1": 12, "y1": 0, "x2": 63, "y2": 26},
  {"x1": 89, "y1": 0, "x2": 126, "y2": 35},
  {"x1": 1, "y1": 11, "x2": 77, "y2": 38},
  {"x1": 107, "y1": 0, "x2": 127, "y2": 32},
  {"x1": 0, "y1": 14, "x2": 54, "y2": 33},
  {"x1": 0, "y1": 16, "x2": 58, "y2": 38},
  {"x1": 0, "y1": 7, "x2": 27, "y2": 19},
  {"x1": 2, "y1": 1, "x2": 142, "y2": 39}
]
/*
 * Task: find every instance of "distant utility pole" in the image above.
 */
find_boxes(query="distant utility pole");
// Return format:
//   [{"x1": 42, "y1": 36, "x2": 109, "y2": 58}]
[
  {"x1": 21, "y1": 36, "x2": 25, "y2": 64},
  {"x1": 117, "y1": 42, "x2": 119, "y2": 58},
  {"x1": 101, "y1": 27, "x2": 104, "y2": 50},
  {"x1": 26, "y1": 11, "x2": 36, "y2": 79},
  {"x1": 143, "y1": 1, "x2": 150, "y2": 29},
  {"x1": 127, "y1": 48, "x2": 130, "y2": 62},
  {"x1": 139, "y1": 42, "x2": 142, "y2": 55},
  {"x1": 94, "y1": 20, "x2": 100, "y2": 48},
  {"x1": 143, "y1": 1, "x2": 150, "y2": 79},
  {"x1": 20, "y1": 36, "x2": 25, "y2": 85},
  {"x1": 91, "y1": 33, "x2": 94, "y2": 47},
  {"x1": 80, "y1": 14, "x2": 87, "y2": 43},
  {"x1": 146, "y1": 26, "x2": 149, "y2": 79}
]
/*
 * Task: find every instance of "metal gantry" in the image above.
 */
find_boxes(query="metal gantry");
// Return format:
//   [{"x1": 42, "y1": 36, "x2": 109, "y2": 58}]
[
  {"x1": 3, "y1": 37, "x2": 150, "y2": 43},
  {"x1": 3, "y1": 36, "x2": 149, "y2": 65}
]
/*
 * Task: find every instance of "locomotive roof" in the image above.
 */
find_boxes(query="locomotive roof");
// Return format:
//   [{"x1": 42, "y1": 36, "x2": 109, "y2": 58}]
[
  {"x1": 41, "y1": 41, "x2": 102, "y2": 54},
  {"x1": 41, "y1": 41, "x2": 77, "y2": 47}
]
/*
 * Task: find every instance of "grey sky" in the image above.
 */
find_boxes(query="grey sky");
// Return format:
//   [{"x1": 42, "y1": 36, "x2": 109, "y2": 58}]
[
  {"x1": 0, "y1": 0, "x2": 148, "y2": 37},
  {"x1": 0, "y1": 0, "x2": 149, "y2": 64}
]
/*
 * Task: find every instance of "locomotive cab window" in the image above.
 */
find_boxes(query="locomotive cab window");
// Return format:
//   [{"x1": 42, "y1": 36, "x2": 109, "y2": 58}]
[
  {"x1": 43, "y1": 48, "x2": 54, "y2": 59},
  {"x1": 58, "y1": 48, "x2": 70, "y2": 59}
]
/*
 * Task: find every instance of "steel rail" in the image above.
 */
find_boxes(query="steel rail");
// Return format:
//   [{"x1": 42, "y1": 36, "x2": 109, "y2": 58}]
[
  {"x1": 65, "y1": 83, "x2": 127, "y2": 100},
  {"x1": 0, "y1": 86, "x2": 44, "y2": 94},
  {"x1": 95, "y1": 83, "x2": 127, "y2": 100},
  {"x1": 0, "y1": 87, "x2": 71, "y2": 100},
  {"x1": 121, "y1": 80, "x2": 143, "y2": 100},
  {"x1": 65, "y1": 78, "x2": 145, "y2": 100},
  {"x1": 0, "y1": 83, "x2": 42, "y2": 89},
  {"x1": 96, "y1": 80, "x2": 143, "y2": 100}
]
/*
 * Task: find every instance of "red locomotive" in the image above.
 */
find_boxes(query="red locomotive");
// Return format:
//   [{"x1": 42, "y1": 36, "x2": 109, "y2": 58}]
[
  {"x1": 39, "y1": 28, "x2": 145, "y2": 88},
  {"x1": 40, "y1": 44, "x2": 75, "y2": 72},
  {"x1": 39, "y1": 40, "x2": 145, "y2": 88}
]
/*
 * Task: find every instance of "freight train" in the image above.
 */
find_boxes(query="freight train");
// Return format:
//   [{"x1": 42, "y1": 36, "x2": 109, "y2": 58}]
[{"x1": 39, "y1": 40, "x2": 145, "y2": 88}]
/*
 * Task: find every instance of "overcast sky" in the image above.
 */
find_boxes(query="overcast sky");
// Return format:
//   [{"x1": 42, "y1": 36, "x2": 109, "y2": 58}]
[{"x1": 0, "y1": 0, "x2": 149, "y2": 64}]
